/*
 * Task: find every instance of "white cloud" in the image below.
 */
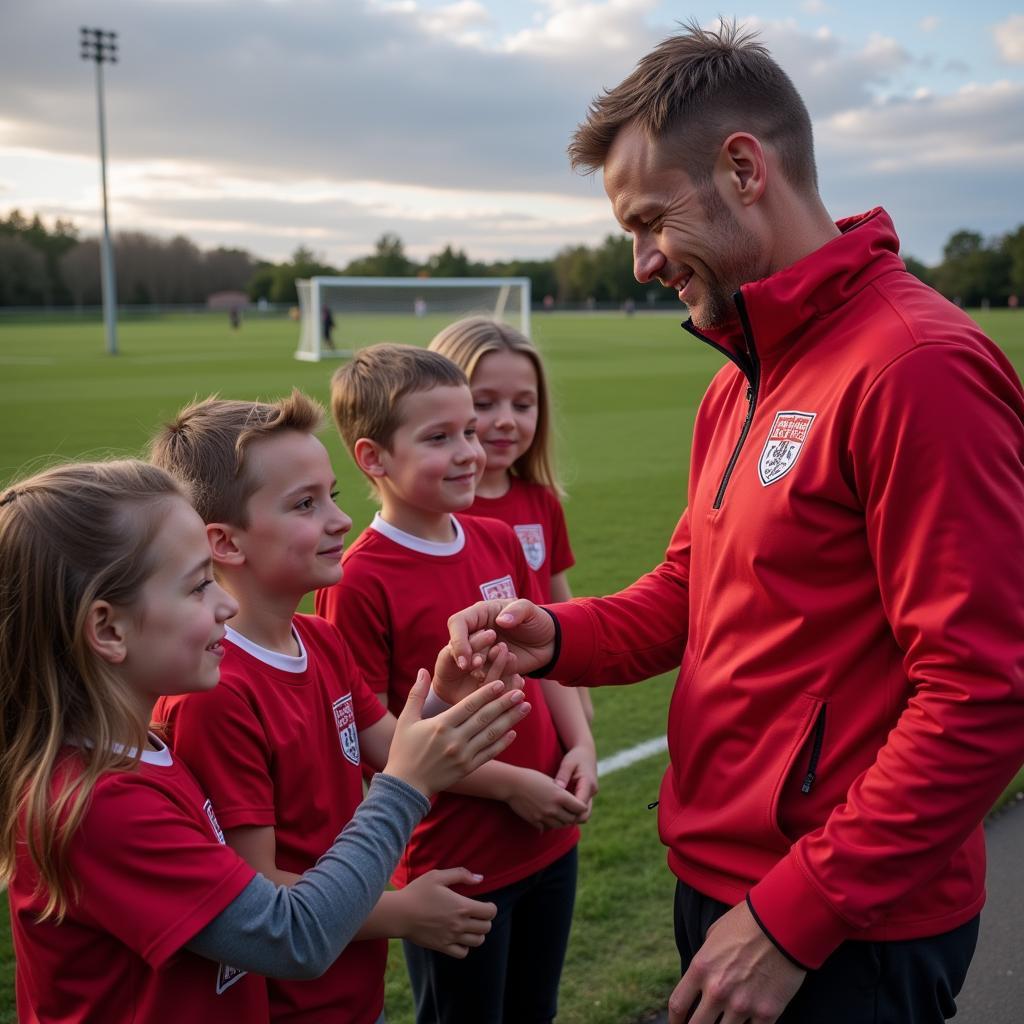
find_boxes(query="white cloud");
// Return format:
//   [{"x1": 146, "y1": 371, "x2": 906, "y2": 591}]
[
  {"x1": 919, "y1": 15, "x2": 940, "y2": 34},
  {"x1": 801, "y1": 0, "x2": 832, "y2": 14},
  {"x1": 994, "y1": 14, "x2": 1024, "y2": 64},
  {"x1": 503, "y1": 0, "x2": 660, "y2": 57}
]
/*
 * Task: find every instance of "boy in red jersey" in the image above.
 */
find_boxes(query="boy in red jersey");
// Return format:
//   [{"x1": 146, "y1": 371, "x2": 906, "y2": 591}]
[
  {"x1": 316, "y1": 344, "x2": 597, "y2": 1024},
  {"x1": 149, "y1": 391, "x2": 520, "y2": 1024}
]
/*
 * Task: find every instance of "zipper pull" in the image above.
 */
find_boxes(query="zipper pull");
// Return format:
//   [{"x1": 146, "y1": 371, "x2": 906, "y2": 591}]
[
  {"x1": 746, "y1": 386, "x2": 753, "y2": 402},
  {"x1": 801, "y1": 771, "x2": 815, "y2": 794},
  {"x1": 647, "y1": 800, "x2": 659, "y2": 810}
]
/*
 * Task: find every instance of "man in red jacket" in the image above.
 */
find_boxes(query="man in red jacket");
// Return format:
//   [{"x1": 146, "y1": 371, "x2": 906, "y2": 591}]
[{"x1": 445, "y1": 20, "x2": 1024, "y2": 1024}]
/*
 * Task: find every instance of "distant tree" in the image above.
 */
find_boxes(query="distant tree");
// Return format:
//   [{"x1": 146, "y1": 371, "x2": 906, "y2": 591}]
[
  {"x1": 0, "y1": 235, "x2": 48, "y2": 305},
  {"x1": 933, "y1": 229, "x2": 1011, "y2": 306},
  {"x1": 60, "y1": 239, "x2": 101, "y2": 306},
  {"x1": 343, "y1": 233, "x2": 416, "y2": 277},
  {"x1": 1001, "y1": 225, "x2": 1024, "y2": 300},
  {"x1": 204, "y1": 247, "x2": 258, "y2": 295},
  {"x1": 426, "y1": 244, "x2": 470, "y2": 277},
  {"x1": 269, "y1": 247, "x2": 338, "y2": 304},
  {"x1": 247, "y1": 262, "x2": 276, "y2": 302}
]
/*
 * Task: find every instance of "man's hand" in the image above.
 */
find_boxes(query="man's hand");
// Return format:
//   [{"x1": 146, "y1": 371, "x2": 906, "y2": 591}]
[
  {"x1": 668, "y1": 901, "x2": 806, "y2": 1024},
  {"x1": 433, "y1": 632, "x2": 524, "y2": 706},
  {"x1": 447, "y1": 599, "x2": 556, "y2": 676}
]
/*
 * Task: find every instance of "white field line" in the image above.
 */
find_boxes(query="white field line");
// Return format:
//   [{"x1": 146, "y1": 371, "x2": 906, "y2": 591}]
[{"x1": 597, "y1": 735, "x2": 668, "y2": 777}]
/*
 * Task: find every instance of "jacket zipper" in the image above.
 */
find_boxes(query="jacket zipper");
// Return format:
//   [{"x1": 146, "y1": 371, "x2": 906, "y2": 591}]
[
  {"x1": 682, "y1": 292, "x2": 761, "y2": 509},
  {"x1": 801, "y1": 706, "x2": 827, "y2": 794}
]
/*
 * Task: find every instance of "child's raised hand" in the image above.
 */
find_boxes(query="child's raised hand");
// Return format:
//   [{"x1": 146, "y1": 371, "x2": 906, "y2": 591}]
[
  {"x1": 394, "y1": 868, "x2": 497, "y2": 959},
  {"x1": 505, "y1": 767, "x2": 589, "y2": 831},
  {"x1": 555, "y1": 746, "x2": 599, "y2": 824},
  {"x1": 385, "y1": 670, "x2": 530, "y2": 797},
  {"x1": 433, "y1": 632, "x2": 524, "y2": 706}
]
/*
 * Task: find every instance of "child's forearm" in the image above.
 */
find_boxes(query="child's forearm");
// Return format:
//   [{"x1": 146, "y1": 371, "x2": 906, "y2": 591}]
[
  {"x1": 354, "y1": 890, "x2": 408, "y2": 940},
  {"x1": 541, "y1": 678, "x2": 594, "y2": 752},
  {"x1": 446, "y1": 759, "x2": 522, "y2": 802}
]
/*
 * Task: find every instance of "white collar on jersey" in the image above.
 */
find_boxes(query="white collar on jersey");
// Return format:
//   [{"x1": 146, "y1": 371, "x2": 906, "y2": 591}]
[
  {"x1": 225, "y1": 623, "x2": 308, "y2": 673},
  {"x1": 75, "y1": 733, "x2": 173, "y2": 766},
  {"x1": 370, "y1": 511, "x2": 466, "y2": 556}
]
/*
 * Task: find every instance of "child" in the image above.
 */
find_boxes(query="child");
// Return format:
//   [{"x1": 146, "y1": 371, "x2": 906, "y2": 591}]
[
  {"x1": 428, "y1": 316, "x2": 594, "y2": 722},
  {"x1": 316, "y1": 344, "x2": 598, "y2": 1024},
  {"x1": 0, "y1": 459, "x2": 528, "y2": 1024},
  {"x1": 148, "y1": 393, "x2": 521, "y2": 1024}
]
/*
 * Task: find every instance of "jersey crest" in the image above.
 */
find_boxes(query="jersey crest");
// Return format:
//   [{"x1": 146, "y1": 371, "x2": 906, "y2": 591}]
[
  {"x1": 203, "y1": 799, "x2": 226, "y2": 844},
  {"x1": 514, "y1": 524, "x2": 546, "y2": 571},
  {"x1": 480, "y1": 575, "x2": 517, "y2": 601},
  {"x1": 332, "y1": 694, "x2": 360, "y2": 766},
  {"x1": 216, "y1": 962, "x2": 248, "y2": 995},
  {"x1": 758, "y1": 411, "x2": 816, "y2": 486}
]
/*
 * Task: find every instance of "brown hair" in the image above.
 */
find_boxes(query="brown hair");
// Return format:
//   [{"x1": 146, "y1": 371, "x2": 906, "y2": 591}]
[
  {"x1": 428, "y1": 317, "x2": 563, "y2": 496},
  {"x1": 0, "y1": 460, "x2": 185, "y2": 920},
  {"x1": 329, "y1": 343, "x2": 467, "y2": 458},
  {"x1": 568, "y1": 20, "x2": 818, "y2": 192},
  {"x1": 149, "y1": 390, "x2": 324, "y2": 526}
]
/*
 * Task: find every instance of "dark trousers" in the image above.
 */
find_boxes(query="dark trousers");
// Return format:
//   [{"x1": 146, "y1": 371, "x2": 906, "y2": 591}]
[
  {"x1": 674, "y1": 881, "x2": 978, "y2": 1023},
  {"x1": 403, "y1": 847, "x2": 578, "y2": 1024}
]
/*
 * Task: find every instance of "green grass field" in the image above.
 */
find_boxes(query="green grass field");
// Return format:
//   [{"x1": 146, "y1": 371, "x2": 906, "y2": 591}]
[{"x1": 1, "y1": 307, "x2": 1023, "y2": 1023}]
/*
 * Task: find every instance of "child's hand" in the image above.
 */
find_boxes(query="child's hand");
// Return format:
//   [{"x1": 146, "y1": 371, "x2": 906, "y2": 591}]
[
  {"x1": 385, "y1": 671, "x2": 531, "y2": 797},
  {"x1": 555, "y1": 745, "x2": 599, "y2": 824},
  {"x1": 396, "y1": 868, "x2": 497, "y2": 958},
  {"x1": 506, "y1": 767, "x2": 589, "y2": 831},
  {"x1": 433, "y1": 634, "x2": 524, "y2": 706},
  {"x1": 447, "y1": 599, "x2": 556, "y2": 675}
]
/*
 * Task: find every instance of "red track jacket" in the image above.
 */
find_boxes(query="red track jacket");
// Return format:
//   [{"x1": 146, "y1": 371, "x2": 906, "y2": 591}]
[{"x1": 550, "y1": 209, "x2": 1024, "y2": 969}]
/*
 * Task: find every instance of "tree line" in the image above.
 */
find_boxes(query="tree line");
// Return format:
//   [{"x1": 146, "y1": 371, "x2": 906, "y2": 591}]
[{"x1": 2, "y1": 210, "x2": 1023, "y2": 309}]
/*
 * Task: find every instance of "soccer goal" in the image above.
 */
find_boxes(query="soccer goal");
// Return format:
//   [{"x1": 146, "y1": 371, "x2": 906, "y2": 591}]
[{"x1": 294, "y1": 276, "x2": 531, "y2": 362}]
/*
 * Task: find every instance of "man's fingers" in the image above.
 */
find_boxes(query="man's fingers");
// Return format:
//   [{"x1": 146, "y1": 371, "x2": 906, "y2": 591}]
[
  {"x1": 667, "y1": 972, "x2": 700, "y2": 1024},
  {"x1": 494, "y1": 597, "x2": 535, "y2": 628}
]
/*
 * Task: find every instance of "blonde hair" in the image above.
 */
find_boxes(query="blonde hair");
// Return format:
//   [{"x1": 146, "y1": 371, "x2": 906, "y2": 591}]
[
  {"x1": 329, "y1": 343, "x2": 467, "y2": 457},
  {"x1": 149, "y1": 390, "x2": 324, "y2": 526},
  {"x1": 0, "y1": 460, "x2": 185, "y2": 920},
  {"x1": 429, "y1": 317, "x2": 562, "y2": 495},
  {"x1": 568, "y1": 20, "x2": 817, "y2": 193}
]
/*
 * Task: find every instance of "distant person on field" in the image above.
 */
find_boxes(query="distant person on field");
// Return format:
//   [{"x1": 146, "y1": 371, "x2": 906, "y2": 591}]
[
  {"x1": 322, "y1": 304, "x2": 336, "y2": 350},
  {"x1": 149, "y1": 393, "x2": 528, "y2": 1024},
  {"x1": 317, "y1": 344, "x2": 596, "y2": 1024},
  {"x1": 429, "y1": 316, "x2": 593, "y2": 724},
  {"x1": 0, "y1": 460, "x2": 525, "y2": 1024},
  {"x1": 446, "y1": 21, "x2": 1024, "y2": 1024},
  {"x1": 229, "y1": 306, "x2": 241, "y2": 331}
]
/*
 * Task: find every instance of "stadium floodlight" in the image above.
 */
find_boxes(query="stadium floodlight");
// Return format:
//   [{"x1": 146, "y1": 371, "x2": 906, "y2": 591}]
[
  {"x1": 294, "y1": 276, "x2": 531, "y2": 362},
  {"x1": 80, "y1": 26, "x2": 119, "y2": 356}
]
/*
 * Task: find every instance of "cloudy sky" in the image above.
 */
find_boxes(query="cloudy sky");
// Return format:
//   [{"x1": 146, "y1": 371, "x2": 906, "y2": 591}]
[{"x1": 1, "y1": 0, "x2": 1021, "y2": 267}]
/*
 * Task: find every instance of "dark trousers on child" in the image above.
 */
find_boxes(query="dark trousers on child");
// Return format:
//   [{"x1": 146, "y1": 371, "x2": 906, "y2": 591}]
[
  {"x1": 674, "y1": 880, "x2": 979, "y2": 1024},
  {"x1": 403, "y1": 847, "x2": 578, "y2": 1024}
]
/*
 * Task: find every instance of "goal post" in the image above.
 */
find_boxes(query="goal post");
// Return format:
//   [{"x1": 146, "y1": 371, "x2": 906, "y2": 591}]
[{"x1": 294, "y1": 276, "x2": 531, "y2": 362}]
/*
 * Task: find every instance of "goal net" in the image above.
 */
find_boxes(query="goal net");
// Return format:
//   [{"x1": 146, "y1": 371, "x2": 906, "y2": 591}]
[{"x1": 295, "y1": 276, "x2": 531, "y2": 361}]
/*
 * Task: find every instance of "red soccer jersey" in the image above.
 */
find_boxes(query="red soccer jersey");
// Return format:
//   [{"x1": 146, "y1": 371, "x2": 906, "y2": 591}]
[
  {"x1": 316, "y1": 513, "x2": 579, "y2": 895},
  {"x1": 10, "y1": 741, "x2": 268, "y2": 1024},
  {"x1": 468, "y1": 477, "x2": 574, "y2": 602},
  {"x1": 154, "y1": 614, "x2": 388, "y2": 1024}
]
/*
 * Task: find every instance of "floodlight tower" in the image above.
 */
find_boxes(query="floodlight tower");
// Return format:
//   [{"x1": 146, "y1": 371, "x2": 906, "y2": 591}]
[{"x1": 80, "y1": 26, "x2": 119, "y2": 356}]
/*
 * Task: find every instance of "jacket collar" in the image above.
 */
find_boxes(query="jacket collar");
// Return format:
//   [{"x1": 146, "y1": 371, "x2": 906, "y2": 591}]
[{"x1": 690, "y1": 208, "x2": 905, "y2": 366}]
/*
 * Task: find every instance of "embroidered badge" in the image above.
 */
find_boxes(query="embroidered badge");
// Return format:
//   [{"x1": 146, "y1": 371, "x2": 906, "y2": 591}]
[
  {"x1": 480, "y1": 575, "x2": 517, "y2": 601},
  {"x1": 216, "y1": 962, "x2": 248, "y2": 995},
  {"x1": 332, "y1": 694, "x2": 360, "y2": 766},
  {"x1": 514, "y1": 524, "x2": 546, "y2": 571},
  {"x1": 757, "y1": 410, "x2": 816, "y2": 486},
  {"x1": 203, "y1": 799, "x2": 226, "y2": 844}
]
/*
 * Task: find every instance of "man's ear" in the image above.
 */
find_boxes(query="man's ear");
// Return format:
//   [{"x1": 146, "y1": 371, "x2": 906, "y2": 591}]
[
  {"x1": 716, "y1": 132, "x2": 767, "y2": 207},
  {"x1": 207, "y1": 522, "x2": 246, "y2": 567},
  {"x1": 354, "y1": 438, "x2": 388, "y2": 479},
  {"x1": 83, "y1": 600, "x2": 129, "y2": 666}
]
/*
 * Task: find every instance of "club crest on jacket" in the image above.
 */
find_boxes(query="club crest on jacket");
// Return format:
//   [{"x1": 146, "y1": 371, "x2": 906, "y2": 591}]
[
  {"x1": 758, "y1": 411, "x2": 816, "y2": 486},
  {"x1": 332, "y1": 694, "x2": 360, "y2": 766}
]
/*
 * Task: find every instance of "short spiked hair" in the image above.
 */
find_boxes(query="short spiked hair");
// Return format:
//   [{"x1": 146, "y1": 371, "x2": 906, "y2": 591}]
[{"x1": 568, "y1": 20, "x2": 818, "y2": 192}]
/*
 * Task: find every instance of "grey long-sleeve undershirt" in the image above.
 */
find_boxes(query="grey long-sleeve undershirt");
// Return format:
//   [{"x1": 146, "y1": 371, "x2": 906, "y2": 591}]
[{"x1": 186, "y1": 772, "x2": 429, "y2": 979}]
